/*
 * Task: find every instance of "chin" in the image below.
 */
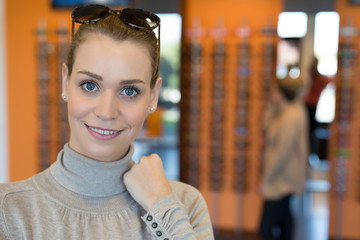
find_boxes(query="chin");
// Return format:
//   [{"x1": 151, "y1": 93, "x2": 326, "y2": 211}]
[
  {"x1": 69, "y1": 132, "x2": 132, "y2": 162},
  {"x1": 86, "y1": 144, "x2": 128, "y2": 162},
  {"x1": 84, "y1": 150, "x2": 116, "y2": 162}
]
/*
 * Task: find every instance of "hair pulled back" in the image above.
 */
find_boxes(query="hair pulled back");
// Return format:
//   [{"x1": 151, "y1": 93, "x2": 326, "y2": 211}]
[
  {"x1": 66, "y1": 13, "x2": 159, "y2": 88},
  {"x1": 277, "y1": 76, "x2": 304, "y2": 102}
]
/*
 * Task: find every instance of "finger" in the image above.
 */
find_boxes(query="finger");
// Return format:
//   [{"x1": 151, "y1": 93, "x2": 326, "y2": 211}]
[
  {"x1": 148, "y1": 153, "x2": 161, "y2": 161},
  {"x1": 137, "y1": 155, "x2": 149, "y2": 164}
]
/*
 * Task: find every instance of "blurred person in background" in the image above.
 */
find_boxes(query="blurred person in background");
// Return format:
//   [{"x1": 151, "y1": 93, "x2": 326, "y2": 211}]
[{"x1": 259, "y1": 75, "x2": 309, "y2": 240}]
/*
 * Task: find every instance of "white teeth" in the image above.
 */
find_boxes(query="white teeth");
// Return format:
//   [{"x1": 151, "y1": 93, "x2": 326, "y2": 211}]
[{"x1": 89, "y1": 126, "x2": 118, "y2": 135}]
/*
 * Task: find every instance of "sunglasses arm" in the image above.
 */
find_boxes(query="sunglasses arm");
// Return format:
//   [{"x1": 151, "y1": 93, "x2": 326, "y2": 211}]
[{"x1": 71, "y1": 20, "x2": 75, "y2": 37}]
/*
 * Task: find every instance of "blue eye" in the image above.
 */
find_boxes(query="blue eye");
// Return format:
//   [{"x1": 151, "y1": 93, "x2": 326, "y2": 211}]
[
  {"x1": 122, "y1": 87, "x2": 138, "y2": 97},
  {"x1": 82, "y1": 82, "x2": 98, "y2": 92}
]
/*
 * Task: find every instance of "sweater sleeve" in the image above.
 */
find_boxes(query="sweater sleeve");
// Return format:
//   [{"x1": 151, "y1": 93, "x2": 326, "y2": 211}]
[
  {"x1": 0, "y1": 193, "x2": 11, "y2": 240},
  {"x1": 0, "y1": 212, "x2": 10, "y2": 240},
  {"x1": 0, "y1": 216, "x2": 10, "y2": 239},
  {"x1": 141, "y1": 182, "x2": 214, "y2": 240}
]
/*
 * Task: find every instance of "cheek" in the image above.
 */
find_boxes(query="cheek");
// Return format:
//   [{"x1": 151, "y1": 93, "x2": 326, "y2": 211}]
[
  {"x1": 67, "y1": 96, "x2": 92, "y2": 122},
  {"x1": 124, "y1": 105, "x2": 148, "y2": 127},
  {"x1": 122, "y1": 92, "x2": 152, "y2": 127}
]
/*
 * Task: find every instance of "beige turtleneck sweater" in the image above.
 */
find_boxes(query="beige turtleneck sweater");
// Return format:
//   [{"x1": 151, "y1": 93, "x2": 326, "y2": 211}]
[{"x1": 0, "y1": 144, "x2": 214, "y2": 239}]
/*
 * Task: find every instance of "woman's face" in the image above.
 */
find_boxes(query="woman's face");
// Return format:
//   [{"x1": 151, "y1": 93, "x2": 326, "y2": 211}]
[{"x1": 62, "y1": 33, "x2": 161, "y2": 162}]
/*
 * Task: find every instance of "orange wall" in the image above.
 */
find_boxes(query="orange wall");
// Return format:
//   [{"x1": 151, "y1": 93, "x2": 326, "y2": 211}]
[{"x1": 6, "y1": 0, "x2": 71, "y2": 181}]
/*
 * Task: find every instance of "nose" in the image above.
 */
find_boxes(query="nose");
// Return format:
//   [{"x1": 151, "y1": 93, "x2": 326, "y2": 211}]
[{"x1": 94, "y1": 90, "x2": 120, "y2": 121}]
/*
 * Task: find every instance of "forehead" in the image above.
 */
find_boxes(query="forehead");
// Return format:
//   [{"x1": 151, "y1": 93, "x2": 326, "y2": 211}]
[{"x1": 73, "y1": 33, "x2": 152, "y2": 82}]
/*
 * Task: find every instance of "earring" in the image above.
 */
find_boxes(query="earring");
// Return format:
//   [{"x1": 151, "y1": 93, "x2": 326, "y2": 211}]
[
  {"x1": 62, "y1": 94, "x2": 67, "y2": 101},
  {"x1": 149, "y1": 107, "x2": 156, "y2": 113}
]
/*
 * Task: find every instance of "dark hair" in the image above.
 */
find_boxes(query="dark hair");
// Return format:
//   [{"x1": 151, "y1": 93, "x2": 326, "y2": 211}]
[
  {"x1": 278, "y1": 84, "x2": 297, "y2": 102},
  {"x1": 66, "y1": 13, "x2": 159, "y2": 88},
  {"x1": 277, "y1": 76, "x2": 304, "y2": 102}
]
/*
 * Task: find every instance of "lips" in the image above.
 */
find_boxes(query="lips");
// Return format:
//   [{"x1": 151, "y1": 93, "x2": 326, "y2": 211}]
[
  {"x1": 85, "y1": 124, "x2": 122, "y2": 140},
  {"x1": 88, "y1": 126, "x2": 119, "y2": 135}
]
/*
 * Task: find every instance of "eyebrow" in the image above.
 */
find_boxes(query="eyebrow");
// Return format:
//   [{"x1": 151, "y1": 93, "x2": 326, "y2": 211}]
[
  {"x1": 119, "y1": 79, "x2": 146, "y2": 85},
  {"x1": 77, "y1": 70, "x2": 146, "y2": 85},
  {"x1": 78, "y1": 71, "x2": 103, "y2": 81}
]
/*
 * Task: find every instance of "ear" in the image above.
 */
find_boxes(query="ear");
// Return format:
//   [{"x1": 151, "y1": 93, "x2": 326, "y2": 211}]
[
  {"x1": 150, "y1": 77, "x2": 162, "y2": 109},
  {"x1": 62, "y1": 63, "x2": 70, "y2": 97}
]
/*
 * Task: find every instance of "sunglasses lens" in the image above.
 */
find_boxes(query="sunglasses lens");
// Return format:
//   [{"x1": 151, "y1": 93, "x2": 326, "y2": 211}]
[
  {"x1": 121, "y1": 8, "x2": 160, "y2": 30},
  {"x1": 73, "y1": 5, "x2": 111, "y2": 23}
]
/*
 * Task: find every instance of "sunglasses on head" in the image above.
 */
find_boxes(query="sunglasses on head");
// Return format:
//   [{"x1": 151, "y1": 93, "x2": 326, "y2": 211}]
[{"x1": 71, "y1": 4, "x2": 161, "y2": 74}]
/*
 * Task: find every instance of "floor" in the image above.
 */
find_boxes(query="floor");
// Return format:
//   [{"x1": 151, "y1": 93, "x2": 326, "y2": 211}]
[{"x1": 295, "y1": 156, "x2": 330, "y2": 240}]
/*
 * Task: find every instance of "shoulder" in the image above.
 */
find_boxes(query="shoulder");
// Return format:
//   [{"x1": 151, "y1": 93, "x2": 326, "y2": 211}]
[
  {"x1": 0, "y1": 178, "x2": 37, "y2": 214},
  {"x1": 168, "y1": 180, "x2": 207, "y2": 207},
  {"x1": 0, "y1": 178, "x2": 36, "y2": 198},
  {"x1": 284, "y1": 102, "x2": 307, "y2": 122},
  {"x1": 0, "y1": 169, "x2": 50, "y2": 206},
  {"x1": 0, "y1": 167, "x2": 52, "y2": 197},
  {"x1": 0, "y1": 174, "x2": 47, "y2": 239},
  {"x1": 0, "y1": 178, "x2": 40, "y2": 212},
  {"x1": 169, "y1": 180, "x2": 202, "y2": 196}
]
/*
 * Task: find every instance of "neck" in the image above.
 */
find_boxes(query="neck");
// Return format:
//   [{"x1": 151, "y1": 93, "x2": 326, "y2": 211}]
[{"x1": 50, "y1": 143, "x2": 134, "y2": 197}]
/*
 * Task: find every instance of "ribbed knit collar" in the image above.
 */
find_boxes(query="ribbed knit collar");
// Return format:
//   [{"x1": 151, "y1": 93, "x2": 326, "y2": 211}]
[{"x1": 50, "y1": 143, "x2": 134, "y2": 197}]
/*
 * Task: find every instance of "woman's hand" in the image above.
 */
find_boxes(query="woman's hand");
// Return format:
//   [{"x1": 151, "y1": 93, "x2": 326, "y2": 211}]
[{"x1": 124, "y1": 154, "x2": 172, "y2": 211}]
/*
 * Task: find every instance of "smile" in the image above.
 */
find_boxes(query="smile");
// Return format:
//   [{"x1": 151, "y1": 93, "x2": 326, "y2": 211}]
[
  {"x1": 88, "y1": 126, "x2": 119, "y2": 135},
  {"x1": 85, "y1": 124, "x2": 122, "y2": 140}
]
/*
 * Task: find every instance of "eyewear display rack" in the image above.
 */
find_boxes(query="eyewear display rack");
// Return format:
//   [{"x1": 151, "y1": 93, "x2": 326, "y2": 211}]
[
  {"x1": 180, "y1": 0, "x2": 282, "y2": 234},
  {"x1": 57, "y1": 21, "x2": 70, "y2": 150},
  {"x1": 180, "y1": 19, "x2": 204, "y2": 189},
  {"x1": 233, "y1": 21, "x2": 251, "y2": 237},
  {"x1": 234, "y1": 22, "x2": 251, "y2": 197},
  {"x1": 329, "y1": 3, "x2": 360, "y2": 239},
  {"x1": 36, "y1": 19, "x2": 69, "y2": 171},
  {"x1": 260, "y1": 21, "x2": 277, "y2": 104},
  {"x1": 209, "y1": 19, "x2": 227, "y2": 234},
  {"x1": 36, "y1": 20, "x2": 51, "y2": 171},
  {"x1": 328, "y1": 15, "x2": 360, "y2": 239}
]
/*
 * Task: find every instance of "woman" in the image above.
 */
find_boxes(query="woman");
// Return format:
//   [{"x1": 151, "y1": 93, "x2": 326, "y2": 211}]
[{"x1": 0, "y1": 5, "x2": 214, "y2": 239}]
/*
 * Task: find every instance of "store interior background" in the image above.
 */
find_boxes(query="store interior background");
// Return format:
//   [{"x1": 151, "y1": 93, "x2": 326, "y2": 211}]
[{"x1": 2, "y1": 0, "x2": 360, "y2": 239}]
